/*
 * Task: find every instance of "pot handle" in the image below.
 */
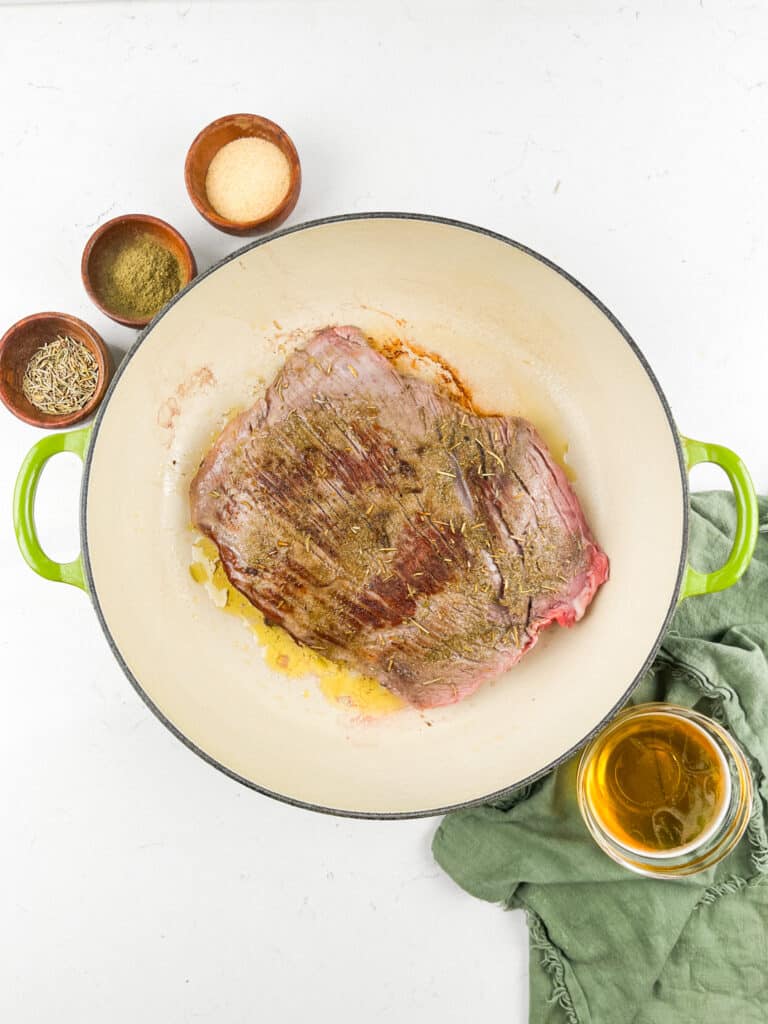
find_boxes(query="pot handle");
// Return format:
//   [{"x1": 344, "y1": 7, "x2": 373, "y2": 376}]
[
  {"x1": 13, "y1": 426, "x2": 91, "y2": 592},
  {"x1": 679, "y1": 435, "x2": 758, "y2": 599}
]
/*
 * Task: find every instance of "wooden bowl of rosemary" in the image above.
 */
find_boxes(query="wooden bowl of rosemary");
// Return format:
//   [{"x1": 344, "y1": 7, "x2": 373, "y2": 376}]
[{"x1": 0, "y1": 312, "x2": 111, "y2": 428}]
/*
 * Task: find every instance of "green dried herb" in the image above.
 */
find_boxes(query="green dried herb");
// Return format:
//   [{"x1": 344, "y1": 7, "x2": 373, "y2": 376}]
[
  {"x1": 22, "y1": 334, "x2": 98, "y2": 414},
  {"x1": 93, "y1": 232, "x2": 182, "y2": 319}
]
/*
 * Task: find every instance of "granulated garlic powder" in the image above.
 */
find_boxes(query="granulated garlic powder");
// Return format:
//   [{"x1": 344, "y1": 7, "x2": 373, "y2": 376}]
[{"x1": 205, "y1": 137, "x2": 291, "y2": 224}]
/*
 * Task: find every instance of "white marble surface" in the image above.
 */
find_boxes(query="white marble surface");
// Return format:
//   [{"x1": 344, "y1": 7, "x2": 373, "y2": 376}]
[{"x1": 1, "y1": 2, "x2": 766, "y2": 1021}]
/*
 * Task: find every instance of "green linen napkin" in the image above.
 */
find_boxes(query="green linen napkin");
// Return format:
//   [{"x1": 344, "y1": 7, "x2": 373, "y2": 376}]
[{"x1": 433, "y1": 493, "x2": 768, "y2": 1024}]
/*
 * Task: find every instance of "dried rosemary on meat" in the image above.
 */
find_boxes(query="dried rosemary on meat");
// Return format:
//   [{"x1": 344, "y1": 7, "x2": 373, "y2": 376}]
[{"x1": 22, "y1": 334, "x2": 99, "y2": 415}]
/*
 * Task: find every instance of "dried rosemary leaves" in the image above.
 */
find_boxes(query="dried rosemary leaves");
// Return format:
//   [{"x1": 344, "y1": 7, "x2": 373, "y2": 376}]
[{"x1": 22, "y1": 334, "x2": 99, "y2": 415}]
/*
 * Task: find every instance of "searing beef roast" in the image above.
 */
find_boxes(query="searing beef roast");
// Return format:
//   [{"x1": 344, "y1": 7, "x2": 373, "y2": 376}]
[{"x1": 190, "y1": 326, "x2": 608, "y2": 709}]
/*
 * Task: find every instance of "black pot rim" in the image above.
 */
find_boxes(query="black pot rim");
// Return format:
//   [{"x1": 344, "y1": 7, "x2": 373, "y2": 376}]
[{"x1": 80, "y1": 211, "x2": 688, "y2": 820}]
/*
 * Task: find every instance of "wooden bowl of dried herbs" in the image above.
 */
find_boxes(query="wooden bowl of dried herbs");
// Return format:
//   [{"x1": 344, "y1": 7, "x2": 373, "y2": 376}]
[
  {"x1": 82, "y1": 214, "x2": 196, "y2": 328},
  {"x1": 0, "y1": 312, "x2": 111, "y2": 428}
]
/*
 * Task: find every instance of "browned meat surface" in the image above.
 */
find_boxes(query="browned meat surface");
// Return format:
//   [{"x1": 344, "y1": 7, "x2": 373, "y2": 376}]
[{"x1": 190, "y1": 326, "x2": 609, "y2": 709}]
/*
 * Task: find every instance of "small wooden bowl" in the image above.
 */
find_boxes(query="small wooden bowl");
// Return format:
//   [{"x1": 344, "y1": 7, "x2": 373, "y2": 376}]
[
  {"x1": 184, "y1": 113, "x2": 301, "y2": 236},
  {"x1": 82, "y1": 214, "x2": 197, "y2": 329},
  {"x1": 0, "y1": 312, "x2": 112, "y2": 428}
]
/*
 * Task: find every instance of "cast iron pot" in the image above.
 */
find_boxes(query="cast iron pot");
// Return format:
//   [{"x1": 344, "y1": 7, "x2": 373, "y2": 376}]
[{"x1": 13, "y1": 214, "x2": 758, "y2": 817}]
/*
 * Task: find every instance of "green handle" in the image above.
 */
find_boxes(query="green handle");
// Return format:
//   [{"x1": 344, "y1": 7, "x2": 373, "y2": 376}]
[
  {"x1": 680, "y1": 435, "x2": 758, "y2": 599},
  {"x1": 13, "y1": 427, "x2": 91, "y2": 591}
]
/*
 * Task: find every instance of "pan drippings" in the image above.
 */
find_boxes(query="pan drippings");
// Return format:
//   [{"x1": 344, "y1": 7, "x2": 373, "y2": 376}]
[{"x1": 583, "y1": 712, "x2": 729, "y2": 854}]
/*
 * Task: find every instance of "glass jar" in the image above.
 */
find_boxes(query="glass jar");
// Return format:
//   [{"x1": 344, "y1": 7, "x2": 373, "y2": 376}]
[{"x1": 577, "y1": 703, "x2": 753, "y2": 878}]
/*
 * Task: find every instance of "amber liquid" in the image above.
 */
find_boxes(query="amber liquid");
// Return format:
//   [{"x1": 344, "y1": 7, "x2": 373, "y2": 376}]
[{"x1": 585, "y1": 712, "x2": 730, "y2": 855}]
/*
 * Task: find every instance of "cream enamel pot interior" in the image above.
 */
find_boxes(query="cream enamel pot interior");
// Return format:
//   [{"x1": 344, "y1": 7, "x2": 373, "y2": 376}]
[{"x1": 13, "y1": 214, "x2": 758, "y2": 818}]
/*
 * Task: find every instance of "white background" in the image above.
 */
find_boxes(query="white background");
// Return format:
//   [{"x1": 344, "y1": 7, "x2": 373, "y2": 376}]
[{"x1": 1, "y1": 2, "x2": 767, "y2": 1021}]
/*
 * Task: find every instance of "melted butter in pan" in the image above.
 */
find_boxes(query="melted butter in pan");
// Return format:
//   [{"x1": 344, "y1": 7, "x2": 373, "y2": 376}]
[{"x1": 190, "y1": 536, "x2": 404, "y2": 717}]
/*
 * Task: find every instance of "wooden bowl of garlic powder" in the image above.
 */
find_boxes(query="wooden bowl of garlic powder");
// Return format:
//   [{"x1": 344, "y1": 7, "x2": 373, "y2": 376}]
[{"x1": 184, "y1": 114, "x2": 301, "y2": 236}]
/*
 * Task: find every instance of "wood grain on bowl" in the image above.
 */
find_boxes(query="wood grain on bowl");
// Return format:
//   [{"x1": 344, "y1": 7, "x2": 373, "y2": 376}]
[
  {"x1": 0, "y1": 312, "x2": 111, "y2": 428},
  {"x1": 82, "y1": 214, "x2": 196, "y2": 329},
  {"x1": 184, "y1": 113, "x2": 301, "y2": 236}
]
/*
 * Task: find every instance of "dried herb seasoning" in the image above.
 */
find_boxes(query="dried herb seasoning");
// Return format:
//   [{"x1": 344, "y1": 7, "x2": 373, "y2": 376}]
[{"x1": 22, "y1": 334, "x2": 99, "y2": 415}]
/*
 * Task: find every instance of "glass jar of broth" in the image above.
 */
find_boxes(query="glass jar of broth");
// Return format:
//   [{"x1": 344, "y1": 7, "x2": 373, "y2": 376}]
[{"x1": 577, "y1": 703, "x2": 753, "y2": 877}]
